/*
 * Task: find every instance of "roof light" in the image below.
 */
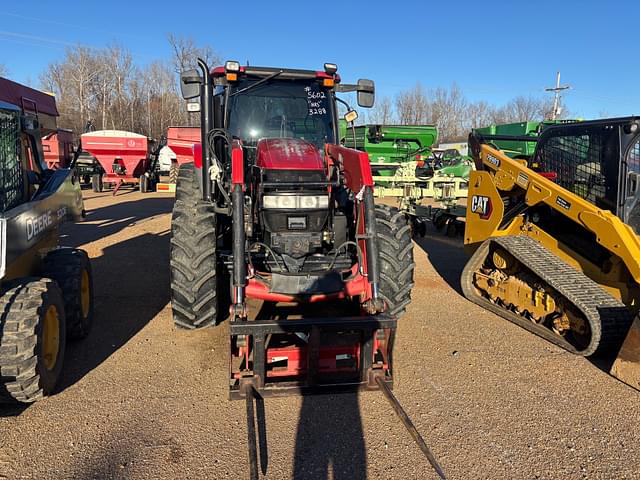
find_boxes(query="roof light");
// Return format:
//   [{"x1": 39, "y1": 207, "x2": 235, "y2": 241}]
[
  {"x1": 323, "y1": 78, "x2": 334, "y2": 87},
  {"x1": 225, "y1": 60, "x2": 241, "y2": 73},
  {"x1": 324, "y1": 63, "x2": 337, "y2": 75}
]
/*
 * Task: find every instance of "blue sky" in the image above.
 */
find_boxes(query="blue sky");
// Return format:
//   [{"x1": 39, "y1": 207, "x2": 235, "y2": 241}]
[{"x1": 1, "y1": 0, "x2": 638, "y2": 119}]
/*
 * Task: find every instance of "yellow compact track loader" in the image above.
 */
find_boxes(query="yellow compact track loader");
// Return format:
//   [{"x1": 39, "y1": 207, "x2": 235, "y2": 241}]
[{"x1": 463, "y1": 117, "x2": 640, "y2": 391}]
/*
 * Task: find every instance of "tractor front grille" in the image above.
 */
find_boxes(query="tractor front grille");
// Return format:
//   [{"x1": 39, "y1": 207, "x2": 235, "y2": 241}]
[{"x1": 0, "y1": 109, "x2": 24, "y2": 212}]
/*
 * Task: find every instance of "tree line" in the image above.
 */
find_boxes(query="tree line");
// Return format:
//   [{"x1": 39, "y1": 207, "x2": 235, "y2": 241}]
[
  {"x1": 366, "y1": 83, "x2": 567, "y2": 142},
  {"x1": 37, "y1": 35, "x2": 217, "y2": 141},
  {"x1": 2, "y1": 43, "x2": 567, "y2": 144}
]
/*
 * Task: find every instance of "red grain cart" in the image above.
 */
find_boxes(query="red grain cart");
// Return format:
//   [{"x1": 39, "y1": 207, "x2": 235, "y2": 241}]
[
  {"x1": 42, "y1": 129, "x2": 75, "y2": 169},
  {"x1": 81, "y1": 130, "x2": 156, "y2": 194},
  {"x1": 166, "y1": 126, "x2": 200, "y2": 182}
]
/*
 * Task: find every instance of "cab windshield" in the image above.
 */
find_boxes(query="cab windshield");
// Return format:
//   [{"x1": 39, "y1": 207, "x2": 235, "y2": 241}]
[{"x1": 226, "y1": 78, "x2": 335, "y2": 149}]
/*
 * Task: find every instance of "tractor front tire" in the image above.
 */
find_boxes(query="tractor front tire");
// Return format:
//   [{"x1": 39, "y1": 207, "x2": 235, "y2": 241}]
[
  {"x1": 0, "y1": 279, "x2": 66, "y2": 403},
  {"x1": 43, "y1": 248, "x2": 94, "y2": 340},
  {"x1": 91, "y1": 174, "x2": 103, "y2": 193},
  {"x1": 374, "y1": 205, "x2": 415, "y2": 317},
  {"x1": 169, "y1": 162, "x2": 179, "y2": 184},
  {"x1": 170, "y1": 163, "x2": 218, "y2": 329}
]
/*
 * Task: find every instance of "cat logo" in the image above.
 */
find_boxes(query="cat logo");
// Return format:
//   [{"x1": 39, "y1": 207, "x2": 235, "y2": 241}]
[{"x1": 471, "y1": 195, "x2": 492, "y2": 220}]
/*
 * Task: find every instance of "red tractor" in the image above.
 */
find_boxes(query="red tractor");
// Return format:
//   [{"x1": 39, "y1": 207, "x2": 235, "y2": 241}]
[
  {"x1": 173, "y1": 60, "x2": 414, "y2": 395},
  {"x1": 172, "y1": 59, "x2": 448, "y2": 478}
]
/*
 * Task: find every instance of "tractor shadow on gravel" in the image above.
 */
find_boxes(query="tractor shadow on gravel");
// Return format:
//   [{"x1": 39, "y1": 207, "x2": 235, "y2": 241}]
[{"x1": 253, "y1": 301, "x2": 367, "y2": 480}]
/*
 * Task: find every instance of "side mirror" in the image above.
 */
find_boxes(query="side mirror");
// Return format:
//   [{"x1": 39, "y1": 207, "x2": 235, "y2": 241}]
[
  {"x1": 180, "y1": 69, "x2": 202, "y2": 100},
  {"x1": 357, "y1": 79, "x2": 375, "y2": 108},
  {"x1": 344, "y1": 110, "x2": 358, "y2": 124}
]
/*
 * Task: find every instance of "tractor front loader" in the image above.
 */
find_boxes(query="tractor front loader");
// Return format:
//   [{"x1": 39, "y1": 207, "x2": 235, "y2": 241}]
[
  {"x1": 170, "y1": 60, "x2": 446, "y2": 478},
  {"x1": 0, "y1": 77, "x2": 94, "y2": 403},
  {"x1": 463, "y1": 117, "x2": 640, "y2": 391}
]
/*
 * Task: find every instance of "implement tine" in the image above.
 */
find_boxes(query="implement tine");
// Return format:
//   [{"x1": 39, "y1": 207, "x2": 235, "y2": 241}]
[
  {"x1": 244, "y1": 383, "x2": 258, "y2": 480},
  {"x1": 375, "y1": 376, "x2": 446, "y2": 480}
]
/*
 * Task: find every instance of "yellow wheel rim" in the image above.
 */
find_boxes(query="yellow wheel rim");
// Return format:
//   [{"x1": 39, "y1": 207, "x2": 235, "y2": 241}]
[
  {"x1": 42, "y1": 305, "x2": 60, "y2": 371},
  {"x1": 80, "y1": 269, "x2": 91, "y2": 318}
]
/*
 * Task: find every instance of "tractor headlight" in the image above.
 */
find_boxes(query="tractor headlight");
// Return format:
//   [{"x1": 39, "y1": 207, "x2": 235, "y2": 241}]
[{"x1": 263, "y1": 195, "x2": 329, "y2": 209}]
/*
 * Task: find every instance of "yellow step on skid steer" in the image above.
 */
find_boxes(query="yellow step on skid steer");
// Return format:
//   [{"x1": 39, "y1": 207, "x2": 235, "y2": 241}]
[{"x1": 463, "y1": 117, "x2": 640, "y2": 391}]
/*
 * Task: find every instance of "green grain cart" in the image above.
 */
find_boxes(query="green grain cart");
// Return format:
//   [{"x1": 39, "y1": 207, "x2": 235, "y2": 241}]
[{"x1": 473, "y1": 120, "x2": 579, "y2": 160}]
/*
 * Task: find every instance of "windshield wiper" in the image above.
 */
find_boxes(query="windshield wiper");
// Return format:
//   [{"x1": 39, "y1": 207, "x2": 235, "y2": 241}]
[{"x1": 230, "y1": 70, "x2": 283, "y2": 97}]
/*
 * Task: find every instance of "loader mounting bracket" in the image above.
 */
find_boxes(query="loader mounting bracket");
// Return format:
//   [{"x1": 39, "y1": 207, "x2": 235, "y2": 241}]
[{"x1": 229, "y1": 314, "x2": 396, "y2": 400}]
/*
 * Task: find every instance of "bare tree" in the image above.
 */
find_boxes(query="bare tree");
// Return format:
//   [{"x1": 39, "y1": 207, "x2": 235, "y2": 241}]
[
  {"x1": 395, "y1": 83, "x2": 431, "y2": 124},
  {"x1": 430, "y1": 83, "x2": 468, "y2": 141},
  {"x1": 466, "y1": 101, "x2": 495, "y2": 130},
  {"x1": 0, "y1": 64, "x2": 8, "y2": 77},
  {"x1": 167, "y1": 33, "x2": 220, "y2": 73},
  {"x1": 367, "y1": 96, "x2": 394, "y2": 124},
  {"x1": 39, "y1": 44, "x2": 190, "y2": 140}
]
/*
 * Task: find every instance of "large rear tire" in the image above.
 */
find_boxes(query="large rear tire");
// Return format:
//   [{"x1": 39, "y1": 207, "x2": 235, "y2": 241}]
[
  {"x1": 0, "y1": 279, "x2": 66, "y2": 403},
  {"x1": 43, "y1": 248, "x2": 94, "y2": 340},
  {"x1": 170, "y1": 163, "x2": 219, "y2": 329},
  {"x1": 374, "y1": 205, "x2": 415, "y2": 317}
]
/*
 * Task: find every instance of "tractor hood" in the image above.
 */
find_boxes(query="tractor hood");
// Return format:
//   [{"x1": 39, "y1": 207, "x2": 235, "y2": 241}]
[{"x1": 256, "y1": 138, "x2": 324, "y2": 171}]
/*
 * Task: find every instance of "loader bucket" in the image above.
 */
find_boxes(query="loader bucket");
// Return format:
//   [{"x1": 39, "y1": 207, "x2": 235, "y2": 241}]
[{"x1": 610, "y1": 315, "x2": 640, "y2": 391}]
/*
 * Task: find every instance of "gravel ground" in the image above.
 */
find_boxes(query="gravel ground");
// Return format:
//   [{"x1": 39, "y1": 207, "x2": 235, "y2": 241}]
[{"x1": 1, "y1": 188, "x2": 639, "y2": 480}]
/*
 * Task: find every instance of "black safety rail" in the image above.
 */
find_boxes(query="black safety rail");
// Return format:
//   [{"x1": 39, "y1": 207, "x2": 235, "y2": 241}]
[{"x1": 0, "y1": 109, "x2": 24, "y2": 212}]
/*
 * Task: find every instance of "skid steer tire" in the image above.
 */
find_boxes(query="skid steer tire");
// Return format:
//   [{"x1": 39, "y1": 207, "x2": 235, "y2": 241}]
[
  {"x1": 43, "y1": 248, "x2": 94, "y2": 340},
  {"x1": 374, "y1": 204, "x2": 415, "y2": 317},
  {"x1": 169, "y1": 162, "x2": 179, "y2": 184},
  {"x1": 170, "y1": 163, "x2": 218, "y2": 329},
  {"x1": 0, "y1": 279, "x2": 66, "y2": 403}
]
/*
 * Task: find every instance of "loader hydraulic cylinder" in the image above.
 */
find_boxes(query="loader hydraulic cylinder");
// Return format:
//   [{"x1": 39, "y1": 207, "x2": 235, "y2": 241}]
[
  {"x1": 232, "y1": 184, "x2": 247, "y2": 313},
  {"x1": 363, "y1": 187, "x2": 381, "y2": 302}
]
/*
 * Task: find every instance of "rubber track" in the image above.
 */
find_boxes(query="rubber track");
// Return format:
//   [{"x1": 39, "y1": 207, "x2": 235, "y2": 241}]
[
  {"x1": 461, "y1": 235, "x2": 633, "y2": 356},
  {"x1": 170, "y1": 163, "x2": 218, "y2": 329},
  {"x1": 375, "y1": 204, "x2": 415, "y2": 317},
  {"x1": 0, "y1": 279, "x2": 64, "y2": 403}
]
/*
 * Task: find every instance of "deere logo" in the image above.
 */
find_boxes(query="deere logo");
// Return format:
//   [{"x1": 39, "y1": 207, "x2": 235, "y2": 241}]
[{"x1": 471, "y1": 195, "x2": 492, "y2": 220}]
